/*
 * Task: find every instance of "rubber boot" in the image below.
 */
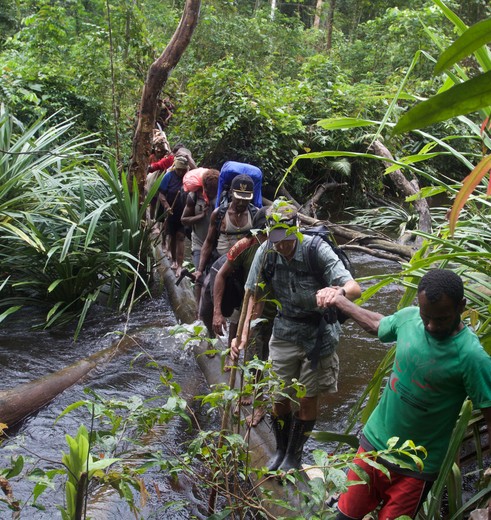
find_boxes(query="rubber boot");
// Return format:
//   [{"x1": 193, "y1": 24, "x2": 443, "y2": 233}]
[
  {"x1": 267, "y1": 412, "x2": 292, "y2": 471},
  {"x1": 278, "y1": 413, "x2": 316, "y2": 472}
]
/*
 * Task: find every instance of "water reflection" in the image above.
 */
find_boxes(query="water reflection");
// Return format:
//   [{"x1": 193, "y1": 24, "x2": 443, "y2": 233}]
[
  {"x1": 0, "y1": 252, "x2": 402, "y2": 518},
  {"x1": 314, "y1": 251, "x2": 402, "y2": 455}
]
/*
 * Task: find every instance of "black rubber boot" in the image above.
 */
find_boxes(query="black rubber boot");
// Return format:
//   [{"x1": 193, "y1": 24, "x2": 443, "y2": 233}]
[
  {"x1": 278, "y1": 413, "x2": 316, "y2": 472},
  {"x1": 267, "y1": 412, "x2": 292, "y2": 471}
]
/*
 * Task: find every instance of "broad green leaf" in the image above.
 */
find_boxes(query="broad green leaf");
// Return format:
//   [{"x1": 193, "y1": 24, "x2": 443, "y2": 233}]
[
  {"x1": 317, "y1": 117, "x2": 377, "y2": 130},
  {"x1": 435, "y1": 18, "x2": 491, "y2": 74},
  {"x1": 384, "y1": 153, "x2": 441, "y2": 174},
  {"x1": 88, "y1": 457, "x2": 121, "y2": 473},
  {"x1": 5, "y1": 456, "x2": 24, "y2": 479},
  {"x1": 394, "y1": 72, "x2": 491, "y2": 134},
  {"x1": 55, "y1": 401, "x2": 89, "y2": 423},
  {"x1": 405, "y1": 185, "x2": 447, "y2": 202},
  {"x1": 449, "y1": 154, "x2": 491, "y2": 235},
  {"x1": 433, "y1": 0, "x2": 491, "y2": 71}
]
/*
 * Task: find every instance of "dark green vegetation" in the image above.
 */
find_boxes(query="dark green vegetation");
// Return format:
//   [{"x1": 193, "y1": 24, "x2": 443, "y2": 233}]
[
  {"x1": 0, "y1": 0, "x2": 487, "y2": 203},
  {"x1": 1, "y1": 1, "x2": 491, "y2": 517}
]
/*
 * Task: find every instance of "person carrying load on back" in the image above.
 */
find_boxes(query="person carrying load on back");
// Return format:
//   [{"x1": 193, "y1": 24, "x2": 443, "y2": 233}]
[
  {"x1": 195, "y1": 173, "x2": 259, "y2": 284},
  {"x1": 148, "y1": 143, "x2": 197, "y2": 174},
  {"x1": 180, "y1": 168, "x2": 219, "y2": 306},
  {"x1": 215, "y1": 161, "x2": 263, "y2": 209},
  {"x1": 211, "y1": 206, "x2": 275, "y2": 426},
  {"x1": 232, "y1": 200, "x2": 361, "y2": 473},
  {"x1": 196, "y1": 172, "x2": 259, "y2": 369},
  {"x1": 157, "y1": 156, "x2": 190, "y2": 277}
]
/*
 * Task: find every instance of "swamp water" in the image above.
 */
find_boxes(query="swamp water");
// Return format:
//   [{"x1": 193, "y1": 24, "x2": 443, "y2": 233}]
[{"x1": 0, "y1": 252, "x2": 402, "y2": 518}]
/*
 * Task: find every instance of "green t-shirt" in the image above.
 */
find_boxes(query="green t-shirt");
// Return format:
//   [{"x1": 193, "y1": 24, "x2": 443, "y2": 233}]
[{"x1": 363, "y1": 307, "x2": 491, "y2": 476}]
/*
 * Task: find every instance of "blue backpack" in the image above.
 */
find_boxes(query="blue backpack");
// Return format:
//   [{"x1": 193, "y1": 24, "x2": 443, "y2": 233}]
[{"x1": 215, "y1": 161, "x2": 263, "y2": 209}]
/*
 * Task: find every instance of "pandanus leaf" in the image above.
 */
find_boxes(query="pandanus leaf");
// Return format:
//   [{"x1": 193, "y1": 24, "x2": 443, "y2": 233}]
[{"x1": 448, "y1": 155, "x2": 491, "y2": 235}]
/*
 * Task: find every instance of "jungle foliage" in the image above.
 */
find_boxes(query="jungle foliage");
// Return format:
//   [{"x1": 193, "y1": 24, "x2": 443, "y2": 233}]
[
  {"x1": 1, "y1": 0, "x2": 487, "y2": 205},
  {"x1": 1, "y1": 0, "x2": 491, "y2": 517}
]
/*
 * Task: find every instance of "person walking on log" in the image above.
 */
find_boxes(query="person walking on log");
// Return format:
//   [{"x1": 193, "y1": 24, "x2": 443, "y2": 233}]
[
  {"x1": 180, "y1": 168, "x2": 219, "y2": 306},
  {"x1": 157, "y1": 156, "x2": 190, "y2": 277},
  {"x1": 211, "y1": 207, "x2": 274, "y2": 426},
  {"x1": 197, "y1": 174, "x2": 259, "y2": 368},
  {"x1": 195, "y1": 173, "x2": 259, "y2": 283},
  {"x1": 318, "y1": 268, "x2": 491, "y2": 520},
  {"x1": 232, "y1": 200, "x2": 361, "y2": 472}
]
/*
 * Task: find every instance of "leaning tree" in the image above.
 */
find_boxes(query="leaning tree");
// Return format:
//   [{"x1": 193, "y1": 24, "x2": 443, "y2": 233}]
[{"x1": 128, "y1": 0, "x2": 201, "y2": 201}]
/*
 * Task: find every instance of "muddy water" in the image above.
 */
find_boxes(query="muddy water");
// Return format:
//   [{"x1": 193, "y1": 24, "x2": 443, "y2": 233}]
[{"x1": 0, "y1": 252, "x2": 401, "y2": 518}]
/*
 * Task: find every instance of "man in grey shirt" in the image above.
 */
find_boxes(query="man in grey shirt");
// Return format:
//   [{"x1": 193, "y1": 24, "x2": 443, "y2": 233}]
[{"x1": 232, "y1": 201, "x2": 361, "y2": 473}]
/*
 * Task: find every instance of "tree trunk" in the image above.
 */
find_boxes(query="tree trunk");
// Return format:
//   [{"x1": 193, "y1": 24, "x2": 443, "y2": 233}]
[
  {"x1": 128, "y1": 0, "x2": 201, "y2": 202},
  {"x1": 326, "y1": 0, "x2": 336, "y2": 51},
  {"x1": 369, "y1": 140, "x2": 432, "y2": 248},
  {"x1": 313, "y1": 0, "x2": 322, "y2": 29},
  {"x1": 0, "y1": 345, "x2": 122, "y2": 427}
]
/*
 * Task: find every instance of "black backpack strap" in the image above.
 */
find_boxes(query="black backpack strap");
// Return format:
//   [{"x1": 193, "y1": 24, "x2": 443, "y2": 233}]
[
  {"x1": 248, "y1": 204, "x2": 258, "y2": 219},
  {"x1": 215, "y1": 201, "x2": 229, "y2": 233},
  {"x1": 261, "y1": 245, "x2": 278, "y2": 284},
  {"x1": 306, "y1": 234, "x2": 323, "y2": 275}
]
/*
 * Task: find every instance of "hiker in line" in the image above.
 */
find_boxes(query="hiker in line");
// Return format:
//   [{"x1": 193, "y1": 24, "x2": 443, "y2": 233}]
[
  {"x1": 148, "y1": 142, "x2": 197, "y2": 174},
  {"x1": 145, "y1": 131, "x2": 170, "y2": 222},
  {"x1": 195, "y1": 173, "x2": 259, "y2": 285},
  {"x1": 232, "y1": 201, "x2": 361, "y2": 472},
  {"x1": 157, "y1": 156, "x2": 190, "y2": 277},
  {"x1": 210, "y1": 207, "x2": 274, "y2": 426},
  {"x1": 181, "y1": 168, "x2": 219, "y2": 305},
  {"x1": 196, "y1": 173, "x2": 259, "y2": 369},
  {"x1": 319, "y1": 268, "x2": 491, "y2": 520},
  {"x1": 149, "y1": 130, "x2": 170, "y2": 164}
]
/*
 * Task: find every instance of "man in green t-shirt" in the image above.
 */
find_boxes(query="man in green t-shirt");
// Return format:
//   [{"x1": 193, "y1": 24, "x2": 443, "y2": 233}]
[{"x1": 317, "y1": 268, "x2": 491, "y2": 519}]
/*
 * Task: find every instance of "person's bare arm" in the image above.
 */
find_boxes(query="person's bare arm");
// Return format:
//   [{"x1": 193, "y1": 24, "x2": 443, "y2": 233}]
[
  {"x1": 316, "y1": 279, "x2": 361, "y2": 303},
  {"x1": 195, "y1": 210, "x2": 219, "y2": 280},
  {"x1": 212, "y1": 260, "x2": 234, "y2": 336},
  {"x1": 158, "y1": 192, "x2": 171, "y2": 214},
  {"x1": 316, "y1": 289, "x2": 383, "y2": 336},
  {"x1": 181, "y1": 194, "x2": 207, "y2": 226},
  {"x1": 230, "y1": 296, "x2": 265, "y2": 361}
]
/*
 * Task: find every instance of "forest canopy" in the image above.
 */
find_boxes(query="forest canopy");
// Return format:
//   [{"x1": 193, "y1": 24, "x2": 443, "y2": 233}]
[{"x1": 1, "y1": 0, "x2": 488, "y2": 209}]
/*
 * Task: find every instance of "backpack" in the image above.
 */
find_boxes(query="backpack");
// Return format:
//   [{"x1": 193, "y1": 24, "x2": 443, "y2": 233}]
[
  {"x1": 262, "y1": 225, "x2": 353, "y2": 325},
  {"x1": 303, "y1": 225, "x2": 353, "y2": 277},
  {"x1": 215, "y1": 161, "x2": 263, "y2": 209},
  {"x1": 263, "y1": 225, "x2": 353, "y2": 282}
]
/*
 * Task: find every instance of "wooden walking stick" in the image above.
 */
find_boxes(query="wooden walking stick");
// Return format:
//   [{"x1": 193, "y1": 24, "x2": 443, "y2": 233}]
[{"x1": 207, "y1": 288, "x2": 252, "y2": 515}]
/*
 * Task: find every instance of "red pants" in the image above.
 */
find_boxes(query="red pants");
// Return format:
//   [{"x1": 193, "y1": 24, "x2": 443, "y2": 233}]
[{"x1": 337, "y1": 447, "x2": 432, "y2": 520}]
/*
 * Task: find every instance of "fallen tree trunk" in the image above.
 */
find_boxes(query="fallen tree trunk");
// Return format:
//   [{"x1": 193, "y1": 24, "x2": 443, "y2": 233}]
[
  {"x1": 298, "y1": 213, "x2": 414, "y2": 261},
  {"x1": 0, "y1": 248, "x2": 197, "y2": 430},
  {"x1": 0, "y1": 344, "x2": 123, "y2": 428},
  {"x1": 151, "y1": 241, "x2": 197, "y2": 324}
]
